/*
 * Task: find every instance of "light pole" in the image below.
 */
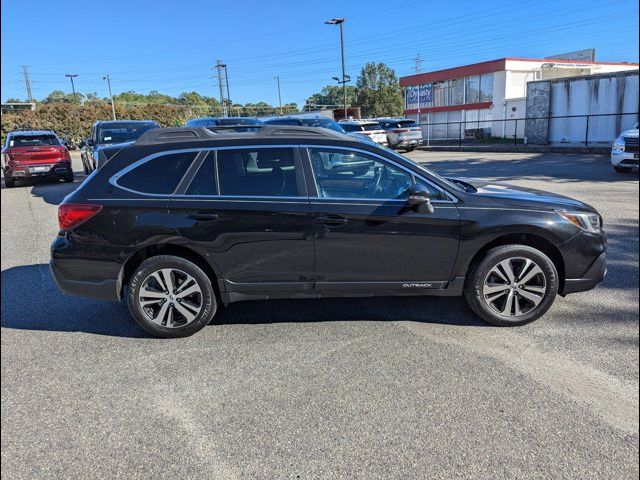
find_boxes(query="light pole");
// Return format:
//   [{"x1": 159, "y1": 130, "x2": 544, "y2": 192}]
[
  {"x1": 274, "y1": 76, "x2": 282, "y2": 115},
  {"x1": 65, "y1": 74, "x2": 79, "y2": 103},
  {"x1": 103, "y1": 74, "x2": 116, "y2": 120},
  {"x1": 325, "y1": 17, "x2": 348, "y2": 120}
]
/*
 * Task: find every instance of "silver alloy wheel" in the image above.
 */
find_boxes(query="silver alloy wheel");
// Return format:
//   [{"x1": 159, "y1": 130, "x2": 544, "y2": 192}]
[
  {"x1": 138, "y1": 268, "x2": 203, "y2": 328},
  {"x1": 482, "y1": 257, "x2": 547, "y2": 317}
]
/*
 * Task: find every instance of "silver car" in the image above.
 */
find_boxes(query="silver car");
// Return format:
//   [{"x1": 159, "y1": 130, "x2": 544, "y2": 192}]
[{"x1": 376, "y1": 118, "x2": 423, "y2": 151}]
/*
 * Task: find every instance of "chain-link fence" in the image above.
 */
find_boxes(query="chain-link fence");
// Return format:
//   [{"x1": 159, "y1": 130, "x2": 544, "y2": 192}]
[{"x1": 415, "y1": 112, "x2": 638, "y2": 150}]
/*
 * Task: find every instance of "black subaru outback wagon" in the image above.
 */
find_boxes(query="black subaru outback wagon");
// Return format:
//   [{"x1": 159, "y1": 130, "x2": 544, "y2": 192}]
[{"x1": 51, "y1": 126, "x2": 606, "y2": 337}]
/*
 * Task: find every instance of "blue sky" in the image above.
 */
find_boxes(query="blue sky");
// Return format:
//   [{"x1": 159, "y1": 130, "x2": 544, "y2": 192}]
[{"x1": 2, "y1": 0, "x2": 638, "y2": 106}]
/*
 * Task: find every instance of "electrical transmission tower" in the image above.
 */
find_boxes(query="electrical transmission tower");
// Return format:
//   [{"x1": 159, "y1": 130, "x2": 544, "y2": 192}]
[
  {"x1": 413, "y1": 54, "x2": 423, "y2": 74},
  {"x1": 22, "y1": 65, "x2": 33, "y2": 102},
  {"x1": 214, "y1": 60, "x2": 229, "y2": 116}
]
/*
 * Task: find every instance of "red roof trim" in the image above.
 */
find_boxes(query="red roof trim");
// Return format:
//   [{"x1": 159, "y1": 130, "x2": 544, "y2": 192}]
[
  {"x1": 400, "y1": 57, "x2": 639, "y2": 87},
  {"x1": 404, "y1": 102, "x2": 493, "y2": 115}
]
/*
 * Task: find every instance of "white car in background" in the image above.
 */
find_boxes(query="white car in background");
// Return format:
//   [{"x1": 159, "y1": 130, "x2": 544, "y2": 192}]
[
  {"x1": 611, "y1": 122, "x2": 639, "y2": 173},
  {"x1": 338, "y1": 120, "x2": 388, "y2": 146}
]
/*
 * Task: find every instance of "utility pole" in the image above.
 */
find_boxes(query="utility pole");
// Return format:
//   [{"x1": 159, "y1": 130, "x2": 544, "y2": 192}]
[
  {"x1": 413, "y1": 54, "x2": 424, "y2": 73},
  {"x1": 215, "y1": 60, "x2": 228, "y2": 116},
  {"x1": 274, "y1": 76, "x2": 282, "y2": 115},
  {"x1": 65, "y1": 74, "x2": 79, "y2": 103},
  {"x1": 325, "y1": 18, "x2": 349, "y2": 119},
  {"x1": 22, "y1": 65, "x2": 33, "y2": 103},
  {"x1": 103, "y1": 75, "x2": 116, "y2": 120},
  {"x1": 223, "y1": 64, "x2": 231, "y2": 116}
]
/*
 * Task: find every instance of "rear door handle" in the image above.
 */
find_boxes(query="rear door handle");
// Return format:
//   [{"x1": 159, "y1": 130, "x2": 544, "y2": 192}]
[
  {"x1": 316, "y1": 215, "x2": 348, "y2": 226},
  {"x1": 187, "y1": 210, "x2": 219, "y2": 221}
]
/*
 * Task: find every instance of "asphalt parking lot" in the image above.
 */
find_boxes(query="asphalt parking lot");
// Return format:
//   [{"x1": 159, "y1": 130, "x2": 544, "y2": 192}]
[{"x1": 1, "y1": 151, "x2": 638, "y2": 479}]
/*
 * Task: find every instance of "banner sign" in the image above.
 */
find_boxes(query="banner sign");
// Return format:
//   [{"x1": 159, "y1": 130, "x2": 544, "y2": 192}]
[{"x1": 405, "y1": 84, "x2": 432, "y2": 110}]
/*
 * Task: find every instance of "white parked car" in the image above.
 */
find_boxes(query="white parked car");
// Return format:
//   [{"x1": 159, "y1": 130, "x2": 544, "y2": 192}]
[
  {"x1": 611, "y1": 122, "x2": 639, "y2": 173},
  {"x1": 338, "y1": 120, "x2": 388, "y2": 146}
]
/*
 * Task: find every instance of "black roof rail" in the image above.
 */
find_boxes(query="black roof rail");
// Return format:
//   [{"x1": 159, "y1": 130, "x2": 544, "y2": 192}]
[
  {"x1": 135, "y1": 127, "x2": 217, "y2": 145},
  {"x1": 134, "y1": 125, "x2": 347, "y2": 146}
]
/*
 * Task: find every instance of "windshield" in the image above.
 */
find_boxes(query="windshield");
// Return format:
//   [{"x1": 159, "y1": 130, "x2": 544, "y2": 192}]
[
  {"x1": 98, "y1": 124, "x2": 158, "y2": 144},
  {"x1": 363, "y1": 123, "x2": 382, "y2": 131},
  {"x1": 299, "y1": 118, "x2": 346, "y2": 133},
  {"x1": 9, "y1": 134, "x2": 60, "y2": 147},
  {"x1": 398, "y1": 120, "x2": 417, "y2": 128}
]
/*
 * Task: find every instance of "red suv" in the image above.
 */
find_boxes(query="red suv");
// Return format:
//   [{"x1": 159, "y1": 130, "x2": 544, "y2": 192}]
[{"x1": 2, "y1": 130, "x2": 74, "y2": 188}]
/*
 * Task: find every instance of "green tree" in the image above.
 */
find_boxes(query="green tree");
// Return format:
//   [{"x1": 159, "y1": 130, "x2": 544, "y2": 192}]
[
  {"x1": 355, "y1": 63, "x2": 403, "y2": 118},
  {"x1": 307, "y1": 85, "x2": 357, "y2": 108}
]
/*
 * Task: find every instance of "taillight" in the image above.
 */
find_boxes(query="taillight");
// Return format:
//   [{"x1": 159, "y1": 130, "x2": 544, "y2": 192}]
[
  {"x1": 393, "y1": 128, "x2": 409, "y2": 133},
  {"x1": 58, "y1": 203, "x2": 103, "y2": 230}
]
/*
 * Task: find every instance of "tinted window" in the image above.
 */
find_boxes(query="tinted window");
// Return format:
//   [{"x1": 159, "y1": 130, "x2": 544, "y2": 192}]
[
  {"x1": 299, "y1": 118, "x2": 345, "y2": 133},
  {"x1": 218, "y1": 148, "x2": 299, "y2": 197},
  {"x1": 9, "y1": 134, "x2": 60, "y2": 147},
  {"x1": 264, "y1": 118, "x2": 300, "y2": 126},
  {"x1": 98, "y1": 123, "x2": 158, "y2": 144},
  {"x1": 362, "y1": 123, "x2": 382, "y2": 131},
  {"x1": 340, "y1": 124, "x2": 361, "y2": 133},
  {"x1": 398, "y1": 120, "x2": 417, "y2": 128},
  {"x1": 185, "y1": 153, "x2": 217, "y2": 195},
  {"x1": 217, "y1": 118, "x2": 263, "y2": 126},
  {"x1": 119, "y1": 151, "x2": 196, "y2": 194},
  {"x1": 308, "y1": 148, "x2": 448, "y2": 201}
]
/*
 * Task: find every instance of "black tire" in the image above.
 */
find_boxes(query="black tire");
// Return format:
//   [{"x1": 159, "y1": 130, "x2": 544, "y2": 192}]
[
  {"x1": 613, "y1": 165, "x2": 633, "y2": 173},
  {"x1": 126, "y1": 255, "x2": 217, "y2": 338},
  {"x1": 82, "y1": 162, "x2": 89, "y2": 175},
  {"x1": 405, "y1": 145, "x2": 417, "y2": 152},
  {"x1": 464, "y1": 245, "x2": 558, "y2": 327},
  {"x1": 63, "y1": 172, "x2": 75, "y2": 183},
  {"x1": 4, "y1": 173, "x2": 16, "y2": 188}
]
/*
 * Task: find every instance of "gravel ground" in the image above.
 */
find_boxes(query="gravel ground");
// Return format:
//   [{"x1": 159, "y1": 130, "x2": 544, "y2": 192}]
[{"x1": 1, "y1": 151, "x2": 638, "y2": 479}]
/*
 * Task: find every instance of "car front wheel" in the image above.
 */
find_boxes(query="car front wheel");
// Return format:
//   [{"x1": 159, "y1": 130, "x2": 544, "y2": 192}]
[
  {"x1": 464, "y1": 245, "x2": 558, "y2": 326},
  {"x1": 613, "y1": 165, "x2": 633, "y2": 173},
  {"x1": 126, "y1": 255, "x2": 217, "y2": 338}
]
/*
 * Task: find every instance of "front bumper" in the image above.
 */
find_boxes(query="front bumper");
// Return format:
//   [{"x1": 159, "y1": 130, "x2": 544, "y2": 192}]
[
  {"x1": 611, "y1": 151, "x2": 639, "y2": 167},
  {"x1": 561, "y1": 251, "x2": 607, "y2": 295}
]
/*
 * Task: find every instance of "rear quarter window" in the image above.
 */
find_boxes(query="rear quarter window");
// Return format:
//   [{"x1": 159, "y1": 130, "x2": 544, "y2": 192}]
[{"x1": 117, "y1": 151, "x2": 197, "y2": 194}]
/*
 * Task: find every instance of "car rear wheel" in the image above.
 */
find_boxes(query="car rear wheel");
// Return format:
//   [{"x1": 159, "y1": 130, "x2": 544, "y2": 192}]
[
  {"x1": 464, "y1": 245, "x2": 558, "y2": 326},
  {"x1": 405, "y1": 145, "x2": 417, "y2": 152},
  {"x1": 126, "y1": 255, "x2": 217, "y2": 338},
  {"x1": 63, "y1": 172, "x2": 74, "y2": 183},
  {"x1": 613, "y1": 165, "x2": 633, "y2": 173}
]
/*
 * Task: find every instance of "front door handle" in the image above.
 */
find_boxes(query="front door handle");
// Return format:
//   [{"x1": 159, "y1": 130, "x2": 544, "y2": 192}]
[
  {"x1": 187, "y1": 210, "x2": 219, "y2": 221},
  {"x1": 316, "y1": 215, "x2": 348, "y2": 226}
]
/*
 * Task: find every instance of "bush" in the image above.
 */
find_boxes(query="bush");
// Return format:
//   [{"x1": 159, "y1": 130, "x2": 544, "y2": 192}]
[{"x1": 1, "y1": 103, "x2": 215, "y2": 145}]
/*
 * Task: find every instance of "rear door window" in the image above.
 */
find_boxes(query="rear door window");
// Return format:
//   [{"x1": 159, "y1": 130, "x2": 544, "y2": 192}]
[
  {"x1": 185, "y1": 153, "x2": 217, "y2": 196},
  {"x1": 118, "y1": 151, "x2": 197, "y2": 194},
  {"x1": 217, "y1": 147, "x2": 300, "y2": 197}
]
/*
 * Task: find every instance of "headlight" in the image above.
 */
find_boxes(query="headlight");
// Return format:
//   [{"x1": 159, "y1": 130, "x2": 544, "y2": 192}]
[
  {"x1": 612, "y1": 139, "x2": 625, "y2": 153},
  {"x1": 558, "y1": 211, "x2": 603, "y2": 233}
]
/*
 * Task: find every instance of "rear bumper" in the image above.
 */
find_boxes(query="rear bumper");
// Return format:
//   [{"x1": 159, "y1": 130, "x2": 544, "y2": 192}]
[
  {"x1": 8, "y1": 162, "x2": 72, "y2": 178},
  {"x1": 50, "y1": 261, "x2": 120, "y2": 301},
  {"x1": 50, "y1": 236, "x2": 121, "y2": 302},
  {"x1": 561, "y1": 251, "x2": 607, "y2": 295}
]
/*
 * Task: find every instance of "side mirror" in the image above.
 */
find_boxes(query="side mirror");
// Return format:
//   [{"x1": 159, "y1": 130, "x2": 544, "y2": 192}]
[
  {"x1": 85, "y1": 138, "x2": 94, "y2": 147},
  {"x1": 406, "y1": 184, "x2": 435, "y2": 214}
]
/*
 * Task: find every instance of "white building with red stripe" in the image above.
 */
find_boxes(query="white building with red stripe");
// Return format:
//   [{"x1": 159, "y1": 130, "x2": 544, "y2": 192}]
[{"x1": 399, "y1": 57, "x2": 638, "y2": 139}]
